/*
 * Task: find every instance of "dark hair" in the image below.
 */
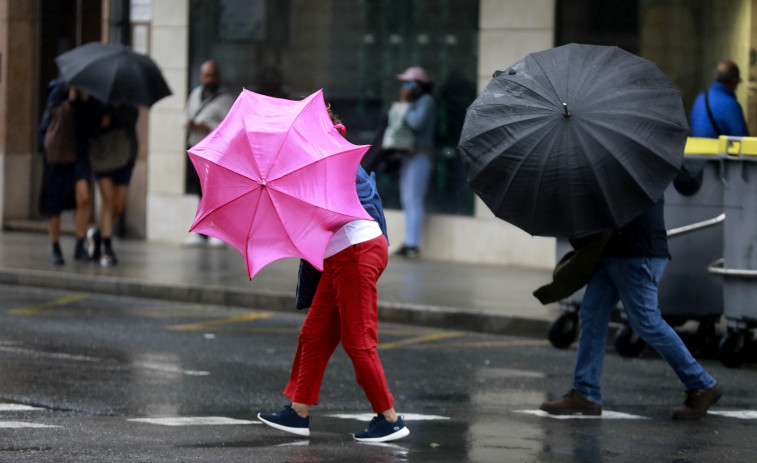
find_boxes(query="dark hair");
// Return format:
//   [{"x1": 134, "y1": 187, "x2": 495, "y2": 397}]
[
  {"x1": 419, "y1": 81, "x2": 433, "y2": 94},
  {"x1": 714, "y1": 61, "x2": 740, "y2": 83}
]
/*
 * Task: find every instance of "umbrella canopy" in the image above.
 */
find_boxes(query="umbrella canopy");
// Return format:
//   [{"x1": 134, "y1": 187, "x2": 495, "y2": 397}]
[
  {"x1": 55, "y1": 42, "x2": 171, "y2": 107},
  {"x1": 188, "y1": 89, "x2": 372, "y2": 279},
  {"x1": 458, "y1": 43, "x2": 689, "y2": 238}
]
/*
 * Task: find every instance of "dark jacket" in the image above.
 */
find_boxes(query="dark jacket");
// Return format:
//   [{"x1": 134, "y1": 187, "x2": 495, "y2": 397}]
[
  {"x1": 603, "y1": 199, "x2": 670, "y2": 259},
  {"x1": 533, "y1": 231, "x2": 613, "y2": 305},
  {"x1": 533, "y1": 199, "x2": 669, "y2": 305}
]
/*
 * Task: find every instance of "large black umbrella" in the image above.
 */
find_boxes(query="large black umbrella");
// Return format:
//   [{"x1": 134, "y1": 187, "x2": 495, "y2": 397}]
[
  {"x1": 457, "y1": 43, "x2": 688, "y2": 238},
  {"x1": 55, "y1": 42, "x2": 172, "y2": 107}
]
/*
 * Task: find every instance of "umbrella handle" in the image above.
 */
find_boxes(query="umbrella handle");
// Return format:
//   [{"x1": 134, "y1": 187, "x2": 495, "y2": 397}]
[
  {"x1": 563, "y1": 103, "x2": 571, "y2": 118},
  {"x1": 334, "y1": 124, "x2": 346, "y2": 135}
]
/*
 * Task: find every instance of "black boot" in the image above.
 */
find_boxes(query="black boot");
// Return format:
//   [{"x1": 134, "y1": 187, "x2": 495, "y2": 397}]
[
  {"x1": 51, "y1": 242, "x2": 64, "y2": 266},
  {"x1": 74, "y1": 237, "x2": 90, "y2": 261}
]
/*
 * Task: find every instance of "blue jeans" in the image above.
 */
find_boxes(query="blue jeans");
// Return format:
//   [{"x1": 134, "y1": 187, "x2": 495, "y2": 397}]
[
  {"x1": 574, "y1": 257, "x2": 716, "y2": 404},
  {"x1": 399, "y1": 152, "x2": 432, "y2": 247}
]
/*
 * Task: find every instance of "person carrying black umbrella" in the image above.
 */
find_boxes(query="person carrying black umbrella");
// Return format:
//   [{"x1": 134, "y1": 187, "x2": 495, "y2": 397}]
[
  {"x1": 87, "y1": 101, "x2": 139, "y2": 267},
  {"x1": 540, "y1": 199, "x2": 721, "y2": 420}
]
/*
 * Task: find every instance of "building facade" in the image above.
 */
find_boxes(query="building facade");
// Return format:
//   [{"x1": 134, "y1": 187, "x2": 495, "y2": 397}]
[{"x1": 1, "y1": 0, "x2": 755, "y2": 269}]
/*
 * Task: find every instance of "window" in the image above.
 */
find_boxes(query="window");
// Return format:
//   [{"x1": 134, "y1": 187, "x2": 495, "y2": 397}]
[{"x1": 189, "y1": 0, "x2": 479, "y2": 215}]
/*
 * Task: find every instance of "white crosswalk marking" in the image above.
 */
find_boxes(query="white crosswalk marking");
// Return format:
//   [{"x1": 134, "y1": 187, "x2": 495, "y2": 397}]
[
  {"x1": 0, "y1": 403, "x2": 55, "y2": 428},
  {"x1": 0, "y1": 421, "x2": 59, "y2": 429},
  {"x1": 0, "y1": 404, "x2": 45, "y2": 412},
  {"x1": 709, "y1": 410, "x2": 757, "y2": 419},
  {"x1": 324, "y1": 413, "x2": 450, "y2": 421},
  {"x1": 515, "y1": 409, "x2": 650, "y2": 420},
  {"x1": 127, "y1": 417, "x2": 258, "y2": 426}
]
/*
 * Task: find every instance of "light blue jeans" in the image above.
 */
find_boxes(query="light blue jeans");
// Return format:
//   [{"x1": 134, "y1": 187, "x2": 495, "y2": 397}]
[
  {"x1": 399, "y1": 151, "x2": 432, "y2": 247},
  {"x1": 574, "y1": 257, "x2": 716, "y2": 404}
]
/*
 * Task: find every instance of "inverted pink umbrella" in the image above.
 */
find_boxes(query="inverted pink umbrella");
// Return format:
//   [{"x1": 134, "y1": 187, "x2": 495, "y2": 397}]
[{"x1": 187, "y1": 89, "x2": 372, "y2": 279}]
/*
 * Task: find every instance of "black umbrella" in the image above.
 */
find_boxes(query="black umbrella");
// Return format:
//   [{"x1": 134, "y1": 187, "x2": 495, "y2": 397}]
[
  {"x1": 55, "y1": 42, "x2": 172, "y2": 107},
  {"x1": 457, "y1": 43, "x2": 688, "y2": 238}
]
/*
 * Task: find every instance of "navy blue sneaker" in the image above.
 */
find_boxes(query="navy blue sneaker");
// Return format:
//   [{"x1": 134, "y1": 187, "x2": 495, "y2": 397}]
[
  {"x1": 258, "y1": 404, "x2": 310, "y2": 437},
  {"x1": 353, "y1": 414, "x2": 410, "y2": 442}
]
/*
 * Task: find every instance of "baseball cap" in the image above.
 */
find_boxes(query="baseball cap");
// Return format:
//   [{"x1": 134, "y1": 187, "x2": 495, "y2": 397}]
[{"x1": 396, "y1": 66, "x2": 429, "y2": 83}]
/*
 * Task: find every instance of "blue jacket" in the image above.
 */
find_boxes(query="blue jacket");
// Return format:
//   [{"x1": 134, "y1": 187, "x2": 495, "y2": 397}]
[
  {"x1": 295, "y1": 166, "x2": 388, "y2": 309},
  {"x1": 356, "y1": 165, "x2": 388, "y2": 242},
  {"x1": 690, "y1": 82, "x2": 748, "y2": 137},
  {"x1": 405, "y1": 93, "x2": 436, "y2": 149}
]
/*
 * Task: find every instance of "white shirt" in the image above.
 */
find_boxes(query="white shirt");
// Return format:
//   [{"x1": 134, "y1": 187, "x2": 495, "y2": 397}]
[{"x1": 324, "y1": 220, "x2": 382, "y2": 258}]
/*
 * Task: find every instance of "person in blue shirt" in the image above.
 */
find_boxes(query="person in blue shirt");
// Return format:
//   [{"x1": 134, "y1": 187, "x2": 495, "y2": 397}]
[{"x1": 690, "y1": 60, "x2": 748, "y2": 137}]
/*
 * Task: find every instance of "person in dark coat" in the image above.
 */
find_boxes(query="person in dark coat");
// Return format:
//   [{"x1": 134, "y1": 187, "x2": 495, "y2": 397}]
[
  {"x1": 39, "y1": 80, "x2": 94, "y2": 265},
  {"x1": 540, "y1": 199, "x2": 721, "y2": 420}
]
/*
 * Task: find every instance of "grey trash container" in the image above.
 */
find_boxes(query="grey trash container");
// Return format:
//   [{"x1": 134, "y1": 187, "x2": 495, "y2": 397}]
[
  {"x1": 659, "y1": 156, "x2": 724, "y2": 357},
  {"x1": 713, "y1": 148, "x2": 757, "y2": 367}
]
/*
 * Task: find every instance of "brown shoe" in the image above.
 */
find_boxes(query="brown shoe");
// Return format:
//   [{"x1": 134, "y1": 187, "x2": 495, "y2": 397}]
[
  {"x1": 540, "y1": 389, "x2": 602, "y2": 416},
  {"x1": 672, "y1": 382, "x2": 722, "y2": 420}
]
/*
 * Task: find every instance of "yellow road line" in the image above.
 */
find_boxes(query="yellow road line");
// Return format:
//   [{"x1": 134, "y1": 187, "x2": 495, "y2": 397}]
[
  {"x1": 377, "y1": 329, "x2": 449, "y2": 336},
  {"x1": 417, "y1": 339, "x2": 550, "y2": 349},
  {"x1": 236, "y1": 327, "x2": 301, "y2": 334},
  {"x1": 377, "y1": 331, "x2": 464, "y2": 350},
  {"x1": 9, "y1": 294, "x2": 89, "y2": 315},
  {"x1": 167, "y1": 312, "x2": 275, "y2": 331}
]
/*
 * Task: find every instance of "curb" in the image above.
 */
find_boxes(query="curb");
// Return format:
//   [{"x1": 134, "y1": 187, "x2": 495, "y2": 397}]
[{"x1": 0, "y1": 267, "x2": 552, "y2": 340}]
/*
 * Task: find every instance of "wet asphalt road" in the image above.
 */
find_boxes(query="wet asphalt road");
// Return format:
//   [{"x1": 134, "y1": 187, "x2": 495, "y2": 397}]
[{"x1": 0, "y1": 284, "x2": 756, "y2": 462}]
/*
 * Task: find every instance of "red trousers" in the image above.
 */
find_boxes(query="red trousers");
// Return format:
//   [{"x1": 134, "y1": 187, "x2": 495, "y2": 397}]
[{"x1": 283, "y1": 235, "x2": 394, "y2": 413}]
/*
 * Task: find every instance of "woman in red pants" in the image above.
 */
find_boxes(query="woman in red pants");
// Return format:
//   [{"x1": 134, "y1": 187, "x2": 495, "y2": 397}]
[{"x1": 258, "y1": 114, "x2": 409, "y2": 444}]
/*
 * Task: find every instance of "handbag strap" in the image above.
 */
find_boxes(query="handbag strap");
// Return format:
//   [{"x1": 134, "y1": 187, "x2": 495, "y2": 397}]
[
  {"x1": 704, "y1": 90, "x2": 723, "y2": 136},
  {"x1": 189, "y1": 91, "x2": 221, "y2": 121}
]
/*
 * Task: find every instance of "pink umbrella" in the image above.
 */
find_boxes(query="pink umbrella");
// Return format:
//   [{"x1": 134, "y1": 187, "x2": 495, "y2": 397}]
[{"x1": 187, "y1": 89, "x2": 372, "y2": 279}]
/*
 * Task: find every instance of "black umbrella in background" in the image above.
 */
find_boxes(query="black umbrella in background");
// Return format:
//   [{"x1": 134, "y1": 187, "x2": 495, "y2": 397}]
[
  {"x1": 457, "y1": 43, "x2": 689, "y2": 238},
  {"x1": 55, "y1": 42, "x2": 172, "y2": 107}
]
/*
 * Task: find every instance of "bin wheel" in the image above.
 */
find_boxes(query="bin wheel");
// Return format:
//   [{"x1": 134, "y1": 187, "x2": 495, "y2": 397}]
[
  {"x1": 614, "y1": 325, "x2": 646, "y2": 357},
  {"x1": 681, "y1": 320, "x2": 720, "y2": 359},
  {"x1": 548, "y1": 313, "x2": 578, "y2": 349},
  {"x1": 719, "y1": 332, "x2": 746, "y2": 368}
]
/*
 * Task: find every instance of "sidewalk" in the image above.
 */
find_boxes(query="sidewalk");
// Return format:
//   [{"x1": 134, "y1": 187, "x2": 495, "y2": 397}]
[{"x1": 0, "y1": 231, "x2": 561, "y2": 338}]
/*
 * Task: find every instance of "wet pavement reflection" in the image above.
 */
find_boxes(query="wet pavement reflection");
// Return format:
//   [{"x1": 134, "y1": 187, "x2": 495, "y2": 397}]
[{"x1": 0, "y1": 285, "x2": 756, "y2": 462}]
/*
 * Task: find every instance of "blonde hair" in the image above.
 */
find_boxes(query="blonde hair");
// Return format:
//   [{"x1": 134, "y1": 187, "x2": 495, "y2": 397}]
[{"x1": 326, "y1": 104, "x2": 342, "y2": 126}]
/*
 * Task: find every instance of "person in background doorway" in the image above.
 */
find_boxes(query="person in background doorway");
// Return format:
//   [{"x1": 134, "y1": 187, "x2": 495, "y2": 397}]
[
  {"x1": 183, "y1": 60, "x2": 236, "y2": 247},
  {"x1": 392, "y1": 66, "x2": 436, "y2": 258}
]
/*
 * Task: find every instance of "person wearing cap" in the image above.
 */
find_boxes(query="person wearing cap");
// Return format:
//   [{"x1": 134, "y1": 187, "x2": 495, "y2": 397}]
[
  {"x1": 392, "y1": 66, "x2": 436, "y2": 258},
  {"x1": 690, "y1": 60, "x2": 748, "y2": 137}
]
